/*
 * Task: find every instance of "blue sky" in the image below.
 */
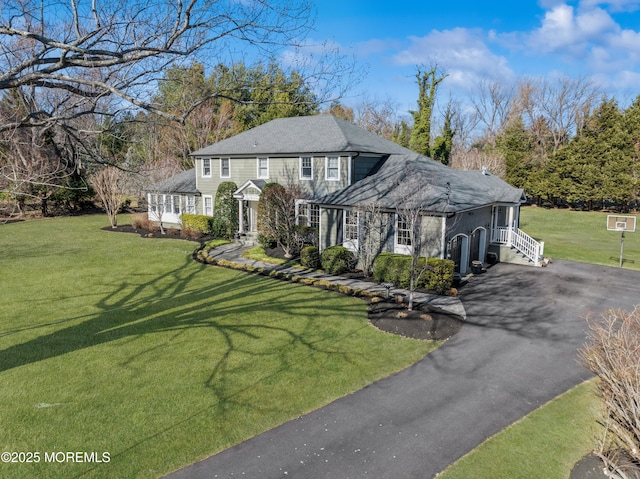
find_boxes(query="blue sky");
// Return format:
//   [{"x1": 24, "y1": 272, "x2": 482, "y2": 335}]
[{"x1": 306, "y1": 0, "x2": 640, "y2": 111}]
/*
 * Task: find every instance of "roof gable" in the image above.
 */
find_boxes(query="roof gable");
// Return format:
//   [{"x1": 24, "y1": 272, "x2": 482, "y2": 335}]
[{"x1": 191, "y1": 115, "x2": 412, "y2": 157}]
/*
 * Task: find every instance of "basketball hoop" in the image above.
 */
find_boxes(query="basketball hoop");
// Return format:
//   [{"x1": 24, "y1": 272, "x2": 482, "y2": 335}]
[{"x1": 607, "y1": 215, "x2": 637, "y2": 267}]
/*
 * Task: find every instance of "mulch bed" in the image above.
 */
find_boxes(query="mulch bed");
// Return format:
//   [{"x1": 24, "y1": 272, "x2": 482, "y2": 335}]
[
  {"x1": 101, "y1": 224, "x2": 213, "y2": 242},
  {"x1": 368, "y1": 300, "x2": 463, "y2": 340}
]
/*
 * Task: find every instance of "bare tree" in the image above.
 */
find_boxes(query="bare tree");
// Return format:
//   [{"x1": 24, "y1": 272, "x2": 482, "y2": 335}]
[
  {"x1": 390, "y1": 166, "x2": 451, "y2": 311},
  {"x1": 138, "y1": 159, "x2": 183, "y2": 234},
  {"x1": 354, "y1": 96, "x2": 403, "y2": 141},
  {"x1": 91, "y1": 167, "x2": 125, "y2": 227},
  {"x1": 449, "y1": 145, "x2": 506, "y2": 178},
  {"x1": 258, "y1": 183, "x2": 305, "y2": 258},
  {"x1": 580, "y1": 307, "x2": 640, "y2": 479},
  {"x1": 515, "y1": 76, "x2": 600, "y2": 154},
  {"x1": 471, "y1": 79, "x2": 515, "y2": 148},
  {"x1": 0, "y1": 0, "x2": 353, "y2": 192},
  {"x1": 353, "y1": 201, "x2": 386, "y2": 277},
  {"x1": 0, "y1": 0, "x2": 314, "y2": 127}
]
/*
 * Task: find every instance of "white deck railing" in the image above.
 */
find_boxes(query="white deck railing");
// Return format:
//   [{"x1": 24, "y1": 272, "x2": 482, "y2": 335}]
[{"x1": 493, "y1": 227, "x2": 545, "y2": 266}]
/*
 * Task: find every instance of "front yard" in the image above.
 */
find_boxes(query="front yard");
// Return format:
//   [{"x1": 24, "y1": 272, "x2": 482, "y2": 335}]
[{"x1": 0, "y1": 215, "x2": 436, "y2": 478}]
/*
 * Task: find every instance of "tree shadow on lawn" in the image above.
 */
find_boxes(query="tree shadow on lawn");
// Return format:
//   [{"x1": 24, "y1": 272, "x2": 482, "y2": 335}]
[{"x1": 0, "y1": 255, "x2": 366, "y2": 384}]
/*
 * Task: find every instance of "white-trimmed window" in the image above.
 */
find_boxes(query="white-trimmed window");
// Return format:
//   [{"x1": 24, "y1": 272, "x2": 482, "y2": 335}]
[
  {"x1": 202, "y1": 158, "x2": 211, "y2": 177},
  {"x1": 149, "y1": 194, "x2": 159, "y2": 215},
  {"x1": 309, "y1": 204, "x2": 319, "y2": 228},
  {"x1": 171, "y1": 195, "x2": 181, "y2": 214},
  {"x1": 343, "y1": 210, "x2": 359, "y2": 251},
  {"x1": 203, "y1": 195, "x2": 213, "y2": 216},
  {"x1": 296, "y1": 200, "x2": 320, "y2": 228},
  {"x1": 257, "y1": 157, "x2": 269, "y2": 179},
  {"x1": 220, "y1": 158, "x2": 230, "y2": 178},
  {"x1": 395, "y1": 213, "x2": 413, "y2": 255},
  {"x1": 186, "y1": 195, "x2": 196, "y2": 214},
  {"x1": 326, "y1": 156, "x2": 340, "y2": 181},
  {"x1": 300, "y1": 156, "x2": 313, "y2": 180},
  {"x1": 296, "y1": 200, "x2": 309, "y2": 226}
]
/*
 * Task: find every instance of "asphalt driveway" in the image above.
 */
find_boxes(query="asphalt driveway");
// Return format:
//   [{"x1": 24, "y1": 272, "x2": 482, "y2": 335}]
[{"x1": 164, "y1": 259, "x2": 639, "y2": 479}]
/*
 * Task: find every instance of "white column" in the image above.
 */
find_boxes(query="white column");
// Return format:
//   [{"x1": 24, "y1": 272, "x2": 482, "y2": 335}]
[
  {"x1": 507, "y1": 206, "x2": 514, "y2": 247},
  {"x1": 491, "y1": 205, "x2": 498, "y2": 242},
  {"x1": 238, "y1": 199, "x2": 244, "y2": 233},
  {"x1": 440, "y1": 215, "x2": 446, "y2": 259}
]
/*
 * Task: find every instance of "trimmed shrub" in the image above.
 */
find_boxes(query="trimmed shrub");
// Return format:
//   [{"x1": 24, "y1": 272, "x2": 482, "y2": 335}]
[
  {"x1": 181, "y1": 214, "x2": 213, "y2": 234},
  {"x1": 373, "y1": 253, "x2": 412, "y2": 287},
  {"x1": 300, "y1": 246, "x2": 320, "y2": 269},
  {"x1": 320, "y1": 246, "x2": 355, "y2": 275},
  {"x1": 212, "y1": 181, "x2": 238, "y2": 239},
  {"x1": 372, "y1": 252, "x2": 454, "y2": 295},
  {"x1": 425, "y1": 257, "x2": 455, "y2": 295}
]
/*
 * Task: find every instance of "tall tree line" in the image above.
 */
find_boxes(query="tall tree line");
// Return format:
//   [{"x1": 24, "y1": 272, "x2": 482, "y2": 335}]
[{"x1": 341, "y1": 74, "x2": 638, "y2": 211}]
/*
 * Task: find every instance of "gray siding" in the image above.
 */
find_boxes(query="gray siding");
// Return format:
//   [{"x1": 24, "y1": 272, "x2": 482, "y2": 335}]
[
  {"x1": 195, "y1": 155, "x2": 355, "y2": 202},
  {"x1": 320, "y1": 207, "x2": 340, "y2": 251},
  {"x1": 446, "y1": 206, "x2": 493, "y2": 239},
  {"x1": 418, "y1": 215, "x2": 444, "y2": 258}
]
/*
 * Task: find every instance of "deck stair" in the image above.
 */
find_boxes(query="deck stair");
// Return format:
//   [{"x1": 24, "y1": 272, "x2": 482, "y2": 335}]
[{"x1": 490, "y1": 227, "x2": 548, "y2": 267}]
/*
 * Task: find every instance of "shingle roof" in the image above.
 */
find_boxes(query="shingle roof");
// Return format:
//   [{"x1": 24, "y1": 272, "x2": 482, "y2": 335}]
[
  {"x1": 144, "y1": 168, "x2": 198, "y2": 194},
  {"x1": 315, "y1": 153, "x2": 525, "y2": 213},
  {"x1": 190, "y1": 115, "x2": 412, "y2": 157}
]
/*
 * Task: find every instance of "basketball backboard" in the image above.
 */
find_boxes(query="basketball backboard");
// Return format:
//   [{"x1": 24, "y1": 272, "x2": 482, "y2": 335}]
[{"x1": 607, "y1": 215, "x2": 637, "y2": 232}]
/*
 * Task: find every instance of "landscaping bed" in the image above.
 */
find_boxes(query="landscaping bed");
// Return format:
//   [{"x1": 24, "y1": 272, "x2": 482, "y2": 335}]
[{"x1": 368, "y1": 300, "x2": 463, "y2": 340}]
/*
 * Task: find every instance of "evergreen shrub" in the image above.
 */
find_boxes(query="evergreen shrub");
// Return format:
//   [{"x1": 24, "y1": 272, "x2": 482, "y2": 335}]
[
  {"x1": 320, "y1": 246, "x2": 355, "y2": 274},
  {"x1": 300, "y1": 246, "x2": 320, "y2": 269},
  {"x1": 372, "y1": 253, "x2": 454, "y2": 295}
]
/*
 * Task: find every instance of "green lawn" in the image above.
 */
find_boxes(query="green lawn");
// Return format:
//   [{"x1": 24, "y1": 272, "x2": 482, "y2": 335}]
[
  {"x1": 0, "y1": 215, "x2": 436, "y2": 478},
  {"x1": 437, "y1": 380, "x2": 602, "y2": 479},
  {"x1": 520, "y1": 207, "x2": 640, "y2": 270}
]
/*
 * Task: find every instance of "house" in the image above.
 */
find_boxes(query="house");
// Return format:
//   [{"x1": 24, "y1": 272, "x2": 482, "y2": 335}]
[{"x1": 147, "y1": 114, "x2": 544, "y2": 273}]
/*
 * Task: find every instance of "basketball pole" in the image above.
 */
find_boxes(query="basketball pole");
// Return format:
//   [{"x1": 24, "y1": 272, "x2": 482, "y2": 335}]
[{"x1": 619, "y1": 230, "x2": 625, "y2": 268}]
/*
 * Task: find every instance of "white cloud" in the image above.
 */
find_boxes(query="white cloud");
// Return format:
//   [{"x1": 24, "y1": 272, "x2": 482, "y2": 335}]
[
  {"x1": 391, "y1": 28, "x2": 514, "y2": 92},
  {"x1": 579, "y1": 0, "x2": 640, "y2": 12},
  {"x1": 528, "y1": 4, "x2": 619, "y2": 55}
]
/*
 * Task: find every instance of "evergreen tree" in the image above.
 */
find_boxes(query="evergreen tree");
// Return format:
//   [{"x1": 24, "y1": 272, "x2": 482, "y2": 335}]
[
  {"x1": 545, "y1": 99, "x2": 634, "y2": 209},
  {"x1": 391, "y1": 120, "x2": 412, "y2": 148},
  {"x1": 496, "y1": 115, "x2": 533, "y2": 189},
  {"x1": 432, "y1": 104, "x2": 456, "y2": 165}
]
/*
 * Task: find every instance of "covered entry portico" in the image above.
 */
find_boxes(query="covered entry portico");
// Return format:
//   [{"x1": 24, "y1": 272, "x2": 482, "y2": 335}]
[{"x1": 233, "y1": 180, "x2": 265, "y2": 235}]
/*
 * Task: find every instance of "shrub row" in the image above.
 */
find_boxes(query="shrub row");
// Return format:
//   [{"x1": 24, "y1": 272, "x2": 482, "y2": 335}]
[{"x1": 372, "y1": 253, "x2": 454, "y2": 295}]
